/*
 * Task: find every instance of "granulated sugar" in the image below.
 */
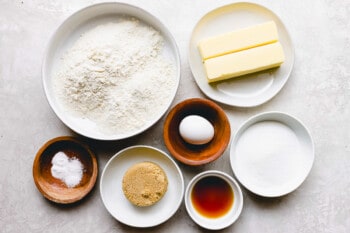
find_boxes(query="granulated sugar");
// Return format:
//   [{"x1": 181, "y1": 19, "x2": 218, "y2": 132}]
[{"x1": 234, "y1": 121, "x2": 306, "y2": 193}]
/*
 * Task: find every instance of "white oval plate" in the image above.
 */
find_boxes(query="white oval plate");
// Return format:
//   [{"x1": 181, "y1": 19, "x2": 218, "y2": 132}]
[
  {"x1": 189, "y1": 2, "x2": 294, "y2": 107},
  {"x1": 230, "y1": 112, "x2": 314, "y2": 197},
  {"x1": 42, "y1": 3, "x2": 180, "y2": 140},
  {"x1": 100, "y1": 145, "x2": 184, "y2": 228}
]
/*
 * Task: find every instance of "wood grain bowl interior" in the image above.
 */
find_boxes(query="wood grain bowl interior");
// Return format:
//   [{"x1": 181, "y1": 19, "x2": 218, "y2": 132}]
[
  {"x1": 163, "y1": 98, "x2": 231, "y2": 165},
  {"x1": 32, "y1": 136, "x2": 98, "y2": 204}
]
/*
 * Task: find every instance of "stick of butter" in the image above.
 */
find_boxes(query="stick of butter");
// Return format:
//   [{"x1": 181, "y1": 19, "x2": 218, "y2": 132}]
[
  {"x1": 204, "y1": 42, "x2": 285, "y2": 83},
  {"x1": 198, "y1": 21, "x2": 279, "y2": 60}
]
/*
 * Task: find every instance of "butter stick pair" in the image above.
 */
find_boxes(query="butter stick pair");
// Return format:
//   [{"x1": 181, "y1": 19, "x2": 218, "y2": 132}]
[{"x1": 198, "y1": 21, "x2": 285, "y2": 83}]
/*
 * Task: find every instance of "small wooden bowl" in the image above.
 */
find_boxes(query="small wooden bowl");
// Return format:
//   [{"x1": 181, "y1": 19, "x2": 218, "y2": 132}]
[
  {"x1": 163, "y1": 98, "x2": 231, "y2": 165},
  {"x1": 33, "y1": 136, "x2": 98, "y2": 204}
]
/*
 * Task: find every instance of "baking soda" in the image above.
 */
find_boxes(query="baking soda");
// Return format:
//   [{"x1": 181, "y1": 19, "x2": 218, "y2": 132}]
[{"x1": 51, "y1": 151, "x2": 83, "y2": 188}]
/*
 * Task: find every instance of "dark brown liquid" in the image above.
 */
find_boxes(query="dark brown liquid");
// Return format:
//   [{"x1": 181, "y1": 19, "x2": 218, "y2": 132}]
[{"x1": 191, "y1": 176, "x2": 234, "y2": 218}]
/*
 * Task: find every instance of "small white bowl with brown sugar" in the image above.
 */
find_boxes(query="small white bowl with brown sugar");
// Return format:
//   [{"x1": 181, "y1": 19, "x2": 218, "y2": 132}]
[{"x1": 100, "y1": 145, "x2": 184, "y2": 228}]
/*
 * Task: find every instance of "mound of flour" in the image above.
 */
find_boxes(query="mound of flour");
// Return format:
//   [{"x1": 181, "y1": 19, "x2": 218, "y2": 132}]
[{"x1": 53, "y1": 18, "x2": 176, "y2": 135}]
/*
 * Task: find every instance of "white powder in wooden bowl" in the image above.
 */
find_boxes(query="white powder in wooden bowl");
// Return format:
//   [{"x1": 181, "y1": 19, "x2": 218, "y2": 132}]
[
  {"x1": 51, "y1": 152, "x2": 83, "y2": 188},
  {"x1": 53, "y1": 18, "x2": 176, "y2": 135}
]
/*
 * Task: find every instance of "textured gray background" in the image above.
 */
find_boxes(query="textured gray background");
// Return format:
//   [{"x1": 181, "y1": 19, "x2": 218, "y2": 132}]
[{"x1": 1, "y1": 0, "x2": 349, "y2": 232}]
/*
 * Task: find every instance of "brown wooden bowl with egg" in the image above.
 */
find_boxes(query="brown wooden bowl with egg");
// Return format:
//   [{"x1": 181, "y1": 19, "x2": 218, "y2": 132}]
[
  {"x1": 32, "y1": 136, "x2": 98, "y2": 204},
  {"x1": 163, "y1": 98, "x2": 231, "y2": 166}
]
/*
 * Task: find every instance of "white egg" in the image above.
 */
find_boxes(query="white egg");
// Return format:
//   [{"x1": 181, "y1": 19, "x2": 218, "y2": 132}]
[{"x1": 179, "y1": 115, "x2": 214, "y2": 145}]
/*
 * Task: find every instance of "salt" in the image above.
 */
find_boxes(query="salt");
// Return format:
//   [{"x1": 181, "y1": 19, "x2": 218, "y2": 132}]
[{"x1": 51, "y1": 151, "x2": 83, "y2": 188}]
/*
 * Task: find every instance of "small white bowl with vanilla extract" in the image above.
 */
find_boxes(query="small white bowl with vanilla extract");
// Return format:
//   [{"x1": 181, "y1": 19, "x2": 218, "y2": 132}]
[{"x1": 185, "y1": 170, "x2": 243, "y2": 230}]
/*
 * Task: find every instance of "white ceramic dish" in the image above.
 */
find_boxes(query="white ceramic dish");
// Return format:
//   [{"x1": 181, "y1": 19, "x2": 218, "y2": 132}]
[
  {"x1": 100, "y1": 145, "x2": 184, "y2": 228},
  {"x1": 230, "y1": 112, "x2": 314, "y2": 197},
  {"x1": 189, "y1": 2, "x2": 294, "y2": 107},
  {"x1": 42, "y1": 2, "x2": 180, "y2": 140},
  {"x1": 185, "y1": 170, "x2": 243, "y2": 230}
]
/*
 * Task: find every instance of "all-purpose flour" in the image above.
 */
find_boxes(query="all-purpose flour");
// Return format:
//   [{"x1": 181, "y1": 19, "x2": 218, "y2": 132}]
[{"x1": 53, "y1": 18, "x2": 176, "y2": 135}]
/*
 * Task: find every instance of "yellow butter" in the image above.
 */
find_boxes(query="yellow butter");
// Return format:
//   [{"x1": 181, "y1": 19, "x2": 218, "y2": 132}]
[
  {"x1": 198, "y1": 21, "x2": 279, "y2": 60},
  {"x1": 204, "y1": 42, "x2": 285, "y2": 83}
]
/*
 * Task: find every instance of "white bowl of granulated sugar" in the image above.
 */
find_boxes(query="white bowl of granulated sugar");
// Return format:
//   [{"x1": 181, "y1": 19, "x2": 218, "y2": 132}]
[{"x1": 42, "y1": 3, "x2": 180, "y2": 140}]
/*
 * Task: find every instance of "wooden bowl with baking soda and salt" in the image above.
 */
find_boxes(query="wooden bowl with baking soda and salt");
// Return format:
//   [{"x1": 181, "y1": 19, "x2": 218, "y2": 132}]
[
  {"x1": 163, "y1": 98, "x2": 231, "y2": 166},
  {"x1": 33, "y1": 136, "x2": 98, "y2": 204}
]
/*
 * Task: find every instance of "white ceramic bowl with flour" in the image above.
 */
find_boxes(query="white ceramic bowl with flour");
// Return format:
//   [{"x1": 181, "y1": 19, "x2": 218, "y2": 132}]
[
  {"x1": 230, "y1": 112, "x2": 314, "y2": 197},
  {"x1": 42, "y1": 3, "x2": 180, "y2": 140}
]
